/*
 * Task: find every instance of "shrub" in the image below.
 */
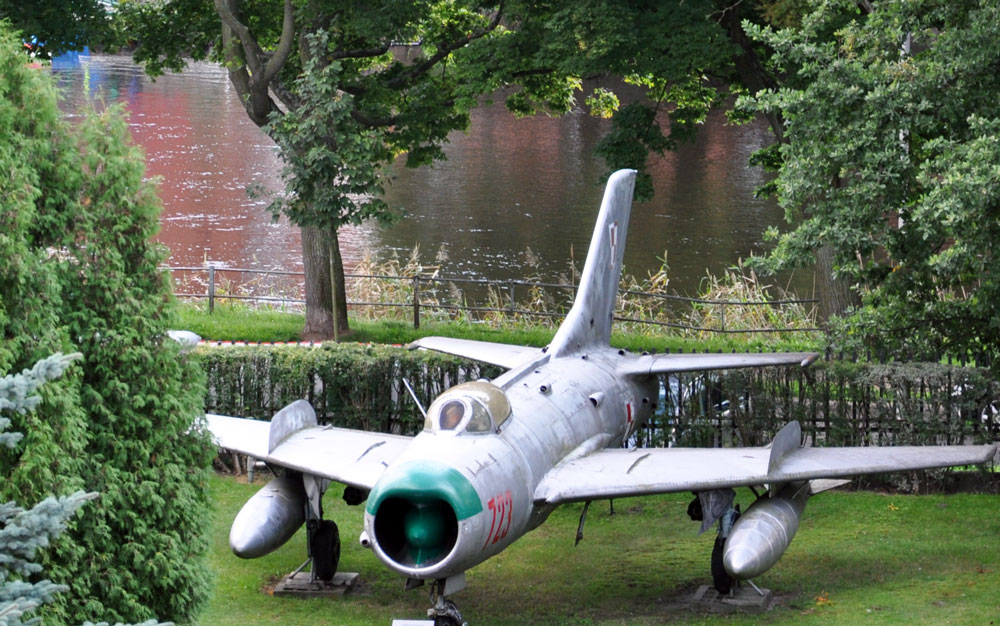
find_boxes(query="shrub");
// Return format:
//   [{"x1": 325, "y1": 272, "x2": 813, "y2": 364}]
[{"x1": 0, "y1": 26, "x2": 212, "y2": 624}]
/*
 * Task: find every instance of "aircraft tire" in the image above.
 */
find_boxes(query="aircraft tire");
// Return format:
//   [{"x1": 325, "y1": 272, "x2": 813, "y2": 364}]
[
  {"x1": 312, "y1": 520, "x2": 341, "y2": 582},
  {"x1": 711, "y1": 534, "x2": 733, "y2": 594}
]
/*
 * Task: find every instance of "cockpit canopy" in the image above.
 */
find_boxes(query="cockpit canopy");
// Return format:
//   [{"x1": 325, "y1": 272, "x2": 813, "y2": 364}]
[{"x1": 424, "y1": 381, "x2": 511, "y2": 435}]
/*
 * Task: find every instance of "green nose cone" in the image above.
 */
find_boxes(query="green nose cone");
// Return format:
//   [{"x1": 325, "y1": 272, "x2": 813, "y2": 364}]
[
  {"x1": 367, "y1": 461, "x2": 483, "y2": 520},
  {"x1": 368, "y1": 460, "x2": 484, "y2": 568}
]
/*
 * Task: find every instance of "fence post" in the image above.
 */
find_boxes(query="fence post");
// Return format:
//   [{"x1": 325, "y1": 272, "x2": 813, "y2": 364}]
[
  {"x1": 412, "y1": 276, "x2": 421, "y2": 329},
  {"x1": 719, "y1": 302, "x2": 726, "y2": 333},
  {"x1": 507, "y1": 280, "x2": 516, "y2": 317},
  {"x1": 208, "y1": 266, "x2": 216, "y2": 314}
]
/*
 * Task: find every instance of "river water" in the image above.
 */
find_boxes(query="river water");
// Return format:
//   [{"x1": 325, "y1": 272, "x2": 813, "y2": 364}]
[{"x1": 53, "y1": 54, "x2": 808, "y2": 300}]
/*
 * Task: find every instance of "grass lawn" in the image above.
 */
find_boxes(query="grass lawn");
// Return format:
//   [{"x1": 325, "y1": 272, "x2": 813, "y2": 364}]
[
  {"x1": 203, "y1": 474, "x2": 1000, "y2": 625},
  {"x1": 172, "y1": 303, "x2": 822, "y2": 354}
]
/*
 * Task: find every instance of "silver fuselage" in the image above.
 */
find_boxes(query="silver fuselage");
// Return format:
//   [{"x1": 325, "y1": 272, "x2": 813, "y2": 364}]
[{"x1": 363, "y1": 346, "x2": 657, "y2": 579}]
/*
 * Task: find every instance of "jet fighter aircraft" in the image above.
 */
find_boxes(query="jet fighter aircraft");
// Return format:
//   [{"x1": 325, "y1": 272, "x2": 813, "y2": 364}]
[{"x1": 206, "y1": 170, "x2": 997, "y2": 625}]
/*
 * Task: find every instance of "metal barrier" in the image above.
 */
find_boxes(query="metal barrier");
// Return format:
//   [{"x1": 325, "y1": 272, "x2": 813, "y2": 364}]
[{"x1": 165, "y1": 265, "x2": 822, "y2": 335}]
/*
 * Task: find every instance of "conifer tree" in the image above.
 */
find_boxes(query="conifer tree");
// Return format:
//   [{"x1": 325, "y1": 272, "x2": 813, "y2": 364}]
[
  {"x1": 0, "y1": 23, "x2": 212, "y2": 624},
  {"x1": 0, "y1": 354, "x2": 93, "y2": 626}
]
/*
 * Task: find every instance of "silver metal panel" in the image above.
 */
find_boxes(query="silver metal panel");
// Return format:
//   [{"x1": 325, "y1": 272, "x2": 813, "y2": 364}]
[
  {"x1": 767, "y1": 421, "x2": 801, "y2": 474},
  {"x1": 205, "y1": 414, "x2": 270, "y2": 459},
  {"x1": 268, "y1": 399, "x2": 317, "y2": 454},
  {"x1": 535, "y1": 447, "x2": 773, "y2": 504},
  {"x1": 549, "y1": 169, "x2": 636, "y2": 357},
  {"x1": 407, "y1": 336, "x2": 541, "y2": 369},
  {"x1": 229, "y1": 475, "x2": 306, "y2": 558},
  {"x1": 723, "y1": 482, "x2": 810, "y2": 579},
  {"x1": 771, "y1": 444, "x2": 998, "y2": 481},
  {"x1": 266, "y1": 426, "x2": 413, "y2": 490},
  {"x1": 535, "y1": 442, "x2": 997, "y2": 504},
  {"x1": 617, "y1": 351, "x2": 818, "y2": 377},
  {"x1": 205, "y1": 413, "x2": 412, "y2": 490}
]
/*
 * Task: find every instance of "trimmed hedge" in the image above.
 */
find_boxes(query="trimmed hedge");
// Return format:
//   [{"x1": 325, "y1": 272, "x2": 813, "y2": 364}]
[
  {"x1": 198, "y1": 344, "x2": 501, "y2": 434},
  {"x1": 198, "y1": 346, "x2": 999, "y2": 491}
]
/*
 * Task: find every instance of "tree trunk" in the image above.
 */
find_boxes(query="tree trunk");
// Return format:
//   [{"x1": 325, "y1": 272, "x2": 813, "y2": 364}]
[
  {"x1": 329, "y1": 227, "x2": 349, "y2": 337},
  {"x1": 816, "y1": 244, "x2": 860, "y2": 320},
  {"x1": 301, "y1": 226, "x2": 332, "y2": 339},
  {"x1": 300, "y1": 226, "x2": 349, "y2": 340}
]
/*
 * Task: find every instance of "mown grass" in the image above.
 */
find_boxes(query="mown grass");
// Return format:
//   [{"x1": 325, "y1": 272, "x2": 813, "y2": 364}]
[
  {"x1": 204, "y1": 474, "x2": 1000, "y2": 625},
  {"x1": 172, "y1": 303, "x2": 822, "y2": 354}
]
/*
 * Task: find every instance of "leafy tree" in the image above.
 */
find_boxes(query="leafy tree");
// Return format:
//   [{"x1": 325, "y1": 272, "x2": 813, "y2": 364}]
[
  {"x1": 121, "y1": 0, "x2": 790, "y2": 338},
  {"x1": 121, "y1": 1, "x2": 574, "y2": 337},
  {"x1": 739, "y1": 0, "x2": 1000, "y2": 364},
  {"x1": 0, "y1": 1, "x2": 114, "y2": 57},
  {"x1": 0, "y1": 24, "x2": 213, "y2": 624}
]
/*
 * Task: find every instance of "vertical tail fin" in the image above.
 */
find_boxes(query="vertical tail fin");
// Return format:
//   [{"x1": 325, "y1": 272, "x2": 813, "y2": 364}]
[{"x1": 549, "y1": 169, "x2": 636, "y2": 357}]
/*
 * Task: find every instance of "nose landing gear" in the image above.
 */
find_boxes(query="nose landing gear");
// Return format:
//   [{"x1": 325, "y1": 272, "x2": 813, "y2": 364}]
[{"x1": 427, "y1": 576, "x2": 467, "y2": 626}]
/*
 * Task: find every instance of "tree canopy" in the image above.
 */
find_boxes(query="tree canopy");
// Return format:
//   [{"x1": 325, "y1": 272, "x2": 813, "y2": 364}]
[
  {"x1": 740, "y1": 0, "x2": 1000, "y2": 364},
  {"x1": 0, "y1": 1, "x2": 114, "y2": 57}
]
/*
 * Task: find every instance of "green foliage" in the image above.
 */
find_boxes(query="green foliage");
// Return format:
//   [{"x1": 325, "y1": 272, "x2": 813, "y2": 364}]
[
  {"x1": 0, "y1": 492, "x2": 97, "y2": 626},
  {"x1": 264, "y1": 45, "x2": 399, "y2": 231},
  {"x1": 0, "y1": 354, "x2": 95, "y2": 626},
  {"x1": 0, "y1": 2, "x2": 115, "y2": 57},
  {"x1": 120, "y1": 1, "x2": 790, "y2": 335},
  {"x1": 114, "y1": 0, "x2": 218, "y2": 75},
  {"x1": 199, "y1": 344, "x2": 500, "y2": 434},
  {"x1": 548, "y1": 0, "x2": 736, "y2": 198},
  {"x1": 739, "y1": 0, "x2": 1000, "y2": 365},
  {"x1": 0, "y1": 26, "x2": 212, "y2": 625}
]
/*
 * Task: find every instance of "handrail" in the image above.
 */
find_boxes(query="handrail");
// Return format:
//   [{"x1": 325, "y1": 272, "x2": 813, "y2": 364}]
[{"x1": 163, "y1": 265, "x2": 822, "y2": 335}]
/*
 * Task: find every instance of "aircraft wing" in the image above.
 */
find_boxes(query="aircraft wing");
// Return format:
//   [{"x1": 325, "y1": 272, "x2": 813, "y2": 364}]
[
  {"x1": 534, "y1": 439, "x2": 997, "y2": 504},
  {"x1": 206, "y1": 411, "x2": 413, "y2": 490},
  {"x1": 407, "y1": 336, "x2": 542, "y2": 369},
  {"x1": 617, "y1": 351, "x2": 819, "y2": 377}
]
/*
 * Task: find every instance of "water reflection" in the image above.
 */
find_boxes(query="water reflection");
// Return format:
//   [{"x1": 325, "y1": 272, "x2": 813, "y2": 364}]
[{"x1": 53, "y1": 54, "x2": 806, "y2": 299}]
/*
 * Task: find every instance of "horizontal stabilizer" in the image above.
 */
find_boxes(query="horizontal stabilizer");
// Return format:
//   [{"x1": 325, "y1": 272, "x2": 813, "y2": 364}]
[
  {"x1": 617, "y1": 351, "x2": 819, "y2": 377},
  {"x1": 407, "y1": 336, "x2": 542, "y2": 369}
]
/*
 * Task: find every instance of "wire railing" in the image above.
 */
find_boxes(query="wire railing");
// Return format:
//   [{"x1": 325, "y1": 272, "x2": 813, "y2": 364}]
[{"x1": 165, "y1": 265, "x2": 823, "y2": 335}]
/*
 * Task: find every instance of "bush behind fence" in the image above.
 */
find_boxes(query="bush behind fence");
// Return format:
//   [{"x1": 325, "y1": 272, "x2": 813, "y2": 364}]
[{"x1": 197, "y1": 345, "x2": 1000, "y2": 489}]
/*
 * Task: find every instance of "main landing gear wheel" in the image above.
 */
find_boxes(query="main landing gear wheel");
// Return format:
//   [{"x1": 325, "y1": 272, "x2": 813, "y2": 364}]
[
  {"x1": 711, "y1": 534, "x2": 733, "y2": 594},
  {"x1": 312, "y1": 519, "x2": 341, "y2": 582},
  {"x1": 711, "y1": 504, "x2": 740, "y2": 594}
]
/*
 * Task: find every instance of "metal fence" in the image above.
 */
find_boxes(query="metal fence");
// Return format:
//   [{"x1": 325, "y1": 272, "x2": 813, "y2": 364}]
[{"x1": 166, "y1": 265, "x2": 822, "y2": 335}]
